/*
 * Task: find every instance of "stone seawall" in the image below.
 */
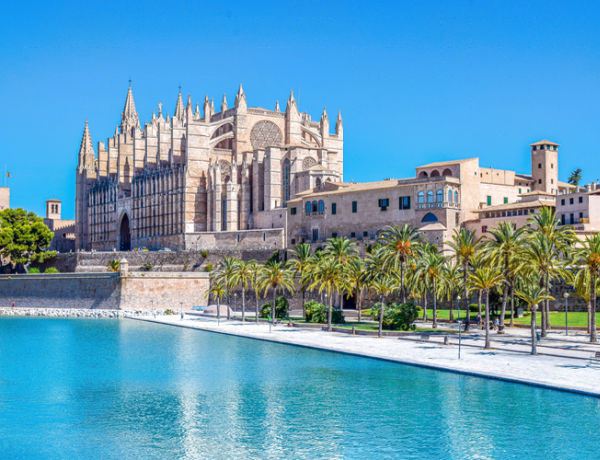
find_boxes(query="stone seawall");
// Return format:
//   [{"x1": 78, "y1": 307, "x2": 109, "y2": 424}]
[{"x1": 0, "y1": 272, "x2": 210, "y2": 311}]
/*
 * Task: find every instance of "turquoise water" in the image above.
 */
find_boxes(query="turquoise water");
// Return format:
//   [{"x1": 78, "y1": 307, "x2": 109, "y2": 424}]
[{"x1": 0, "y1": 318, "x2": 599, "y2": 459}]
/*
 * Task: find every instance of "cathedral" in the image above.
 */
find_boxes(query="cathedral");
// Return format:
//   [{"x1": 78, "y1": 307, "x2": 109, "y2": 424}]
[{"x1": 75, "y1": 85, "x2": 343, "y2": 251}]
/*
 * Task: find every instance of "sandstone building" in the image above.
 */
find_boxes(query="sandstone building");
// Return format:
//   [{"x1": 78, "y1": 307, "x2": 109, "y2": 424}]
[
  {"x1": 75, "y1": 85, "x2": 343, "y2": 251},
  {"x1": 44, "y1": 199, "x2": 76, "y2": 252},
  {"x1": 0, "y1": 187, "x2": 9, "y2": 211}
]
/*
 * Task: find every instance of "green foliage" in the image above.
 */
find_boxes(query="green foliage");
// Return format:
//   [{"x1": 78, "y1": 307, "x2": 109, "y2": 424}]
[
  {"x1": 108, "y1": 259, "x2": 120, "y2": 272},
  {"x1": 200, "y1": 250, "x2": 208, "y2": 258},
  {"x1": 369, "y1": 302, "x2": 420, "y2": 331},
  {"x1": 260, "y1": 296, "x2": 289, "y2": 319},
  {"x1": 28, "y1": 267, "x2": 40, "y2": 273},
  {"x1": 469, "y1": 304, "x2": 479, "y2": 312},
  {"x1": 142, "y1": 262, "x2": 152, "y2": 271},
  {"x1": 304, "y1": 300, "x2": 345, "y2": 324},
  {"x1": 44, "y1": 267, "x2": 59, "y2": 273},
  {"x1": 0, "y1": 208, "x2": 55, "y2": 270},
  {"x1": 164, "y1": 309, "x2": 176, "y2": 315},
  {"x1": 205, "y1": 263, "x2": 213, "y2": 272}
]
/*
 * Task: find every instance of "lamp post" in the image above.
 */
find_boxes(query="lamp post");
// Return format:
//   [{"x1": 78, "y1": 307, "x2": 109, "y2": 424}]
[
  {"x1": 563, "y1": 292, "x2": 569, "y2": 336},
  {"x1": 180, "y1": 302, "x2": 184, "y2": 320},
  {"x1": 457, "y1": 295, "x2": 462, "y2": 359}
]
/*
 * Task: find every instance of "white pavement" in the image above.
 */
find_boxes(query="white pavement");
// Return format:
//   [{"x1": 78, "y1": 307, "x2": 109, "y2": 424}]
[{"x1": 129, "y1": 314, "x2": 600, "y2": 397}]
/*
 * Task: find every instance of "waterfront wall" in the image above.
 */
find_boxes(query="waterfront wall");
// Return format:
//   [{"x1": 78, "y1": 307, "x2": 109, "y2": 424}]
[{"x1": 0, "y1": 272, "x2": 209, "y2": 310}]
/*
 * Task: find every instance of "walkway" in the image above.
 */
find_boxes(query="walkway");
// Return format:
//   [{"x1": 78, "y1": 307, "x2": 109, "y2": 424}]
[{"x1": 128, "y1": 313, "x2": 600, "y2": 397}]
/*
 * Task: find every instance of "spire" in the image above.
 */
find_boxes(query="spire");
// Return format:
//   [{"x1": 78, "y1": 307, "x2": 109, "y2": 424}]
[
  {"x1": 210, "y1": 99, "x2": 215, "y2": 116},
  {"x1": 186, "y1": 94, "x2": 193, "y2": 118},
  {"x1": 285, "y1": 90, "x2": 298, "y2": 117},
  {"x1": 221, "y1": 93, "x2": 228, "y2": 112},
  {"x1": 235, "y1": 84, "x2": 247, "y2": 110},
  {"x1": 335, "y1": 110, "x2": 343, "y2": 137},
  {"x1": 78, "y1": 120, "x2": 95, "y2": 172},
  {"x1": 275, "y1": 100, "x2": 280, "y2": 112},
  {"x1": 204, "y1": 95, "x2": 211, "y2": 122},
  {"x1": 194, "y1": 103, "x2": 200, "y2": 120},
  {"x1": 158, "y1": 102, "x2": 163, "y2": 119},
  {"x1": 320, "y1": 106, "x2": 329, "y2": 138},
  {"x1": 174, "y1": 89, "x2": 184, "y2": 119},
  {"x1": 121, "y1": 83, "x2": 139, "y2": 132},
  {"x1": 321, "y1": 106, "x2": 328, "y2": 122}
]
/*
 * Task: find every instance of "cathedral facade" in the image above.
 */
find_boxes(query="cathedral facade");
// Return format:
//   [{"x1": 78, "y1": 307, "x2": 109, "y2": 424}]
[{"x1": 75, "y1": 85, "x2": 343, "y2": 251}]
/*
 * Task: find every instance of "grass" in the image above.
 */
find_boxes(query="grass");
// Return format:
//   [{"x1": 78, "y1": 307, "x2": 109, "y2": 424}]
[{"x1": 290, "y1": 319, "x2": 454, "y2": 333}]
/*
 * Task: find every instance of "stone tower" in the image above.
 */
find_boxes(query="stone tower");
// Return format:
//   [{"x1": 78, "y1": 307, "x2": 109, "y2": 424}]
[{"x1": 531, "y1": 140, "x2": 559, "y2": 194}]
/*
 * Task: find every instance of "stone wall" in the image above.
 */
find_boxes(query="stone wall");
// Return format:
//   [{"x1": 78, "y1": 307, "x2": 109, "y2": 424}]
[
  {"x1": 0, "y1": 272, "x2": 210, "y2": 310},
  {"x1": 185, "y1": 228, "x2": 285, "y2": 251}
]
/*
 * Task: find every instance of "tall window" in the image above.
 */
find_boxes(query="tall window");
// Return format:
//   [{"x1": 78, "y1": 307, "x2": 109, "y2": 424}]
[
  {"x1": 448, "y1": 190, "x2": 452, "y2": 203},
  {"x1": 305, "y1": 202, "x2": 311, "y2": 215},
  {"x1": 331, "y1": 203, "x2": 337, "y2": 215},
  {"x1": 221, "y1": 199, "x2": 227, "y2": 231},
  {"x1": 455, "y1": 191, "x2": 459, "y2": 203},
  {"x1": 399, "y1": 196, "x2": 411, "y2": 210},
  {"x1": 417, "y1": 191, "x2": 424, "y2": 204},
  {"x1": 312, "y1": 201, "x2": 318, "y2": 214},
  {"x1": 427, "y1": 190, "x2": 434, "y2": 203},
  {"x1": 352, "y1": 201, "x2": 357, "y2": 213},
  {"x1": 318, "y1": 200, "x2": 324, "y2": 215},
  {"x1": 282, "y1": 159, "x2": 291, "y2": 205},
  {"x1": 436, "y1": 189, "x2": 443, "y2": 203},
  {"x1": 486, "y1": 195, "x2": 492, "y2": 206}
]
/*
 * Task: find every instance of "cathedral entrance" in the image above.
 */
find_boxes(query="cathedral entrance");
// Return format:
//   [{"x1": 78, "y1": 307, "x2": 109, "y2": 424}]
[{"x1": 119, "y1": 214, "x2": 131, "y2": 251}]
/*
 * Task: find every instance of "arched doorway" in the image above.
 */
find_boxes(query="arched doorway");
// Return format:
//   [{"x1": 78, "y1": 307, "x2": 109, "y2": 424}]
[{"x1": 119, "y1": 214, "x2": 131, "y2": 251}]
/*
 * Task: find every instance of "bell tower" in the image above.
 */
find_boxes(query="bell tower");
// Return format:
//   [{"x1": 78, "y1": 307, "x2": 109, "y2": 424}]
[{"x1": 531, "y1": 140, "x2": 559, "y2": 194}]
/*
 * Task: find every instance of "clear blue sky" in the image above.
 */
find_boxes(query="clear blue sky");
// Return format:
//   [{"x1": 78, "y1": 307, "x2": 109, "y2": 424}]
[{"x1": 1, "y1": 1, "x2": 599, "y2": 218}]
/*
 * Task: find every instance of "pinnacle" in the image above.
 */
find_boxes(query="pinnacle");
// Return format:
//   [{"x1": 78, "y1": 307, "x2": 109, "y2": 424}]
[{"x1": 174, "y1": 90, "x2": 184, "y2": 119}]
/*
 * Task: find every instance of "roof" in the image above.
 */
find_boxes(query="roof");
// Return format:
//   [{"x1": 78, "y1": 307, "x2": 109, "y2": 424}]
[
  {"x1": 416, "y1": 157, "x2": 478, "y2": 169},
  {"x1": 558, "y1": 181, "x2": 576, "y2": 189},
  {"x1": 530, "y1": 140, "x2": 559, "y2": 146},
  {"x1": 515, "y1": 174, "x2": 533, "y2": 181},
  {"x1": 518, "y1": 191, "x2": 556, "y2": 197},
  {"x1": 474, "y1": 199, "x2": 555, "y2": 213}
]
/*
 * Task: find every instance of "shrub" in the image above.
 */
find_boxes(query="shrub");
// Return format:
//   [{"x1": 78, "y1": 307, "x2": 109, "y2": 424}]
[
  {"x1": 28, "y1": 267, "x2": 40, "y2": 274},
  {"x1": 164, "y1": 309, "x2": 176, "y2": 315},
  {"x1": 200, "y1": 250, "x2": 208, "y2": 258},
  {"x1": 205, "y1": 263, "x2": 213, "y2": 273},
  {"x1": 304, "y1": 300, "x2": 345, "y2": 324},
  {"x1": 369, "y1": 302, "x2": 420, "y2": 331},
  {"x1": 108, "y1": 259, "x2": 120, "y2": 272},
  {"x1": 260, "y1": 296, "x2": 289, "y2": 319},
  {"x1": 142, "y1": 262, "x2": 151, "y2": 271},
  {"x1": 44, "y1": 267, "x2": 59, "y2": 273}
]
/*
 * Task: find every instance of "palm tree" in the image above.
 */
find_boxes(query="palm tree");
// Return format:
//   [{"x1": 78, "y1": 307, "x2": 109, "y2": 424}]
[
  {"x1": 347, "y1": 256, "x2": 367, "y2": 322},
  {"x1": 568, "y1": 168, "x2": 582, "y2": 188},
  {"x1": 575, "y1": 233, "x2": 600, "y2": 342},
  {"x1": 258, "y1": 259, "x2": 295, "y2": 327},
  {"x1": 214, "y1": 256, "x2": 239, "y2": 320},
  {"x1": 378, "y1": 224, "x2": 421, "y2": 302},
  {"x1": 484, "y1": 222, "x2": 526, "y2": 333},
  {"x1": 449, "y1": 228, "x2": 482, "y2": 330},
  {"x1": 324, "y1": 237, "x2": 358, "y2": 309},
  {"x1": 231, "y1": 260, "x2": 253, "y2": 323},
  {"x1": 289, "y1": 243, "x2": 312, "y2": 317},
  {"x1": 469, "y1": 267, "x2": 504, "y2": 349},
  {"x1": 516, "y1": 283, "x2": 554, "y2": 355},
  {"x1": 370, "y1": 275, "x2": 398, "y2": 337},
  {"x1": 210, "y1": 282, "x2": 226, "y2": 324},
  {"x1": 439, "y1": 261, "x2": 462, "y2": 322},
  {"x1": 414, "y1": 244, "x2": 445, "y2": 328},
  {"x1": 247, "y1": 260, "x2": 262, "y2": 323},
  {"x1": 309, "y1": 255, "x2": 344, "y2": 331}
]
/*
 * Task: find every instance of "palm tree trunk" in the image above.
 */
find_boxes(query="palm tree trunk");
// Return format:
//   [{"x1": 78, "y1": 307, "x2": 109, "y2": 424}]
[
  {"x1": 255, "y1": 289, "x2": 259, "y2": 323},
  {"x1": 509, "y1": 283, "x2": 515, "y2": 328},
  {"x1": 499, "y1": 277, "x2": 508, "y2": 334},
  {"x1": 432, "y1": 283, "x2": 438, "y2": 329},
  {"x1": 531, "y1": 305, "x2": 538, "y2": 355},
  {"x1": 301, "y1": 287, "x2": 306, "y2": 319},
  {"x1": 485, "y1": 289, "x2": 491, "y2": 349},
  {"x1": 449, "y1": 294, "x2": 454, "y2": 322},
  {"x1": 400, "y1": 262, "x2": 406, "y2": 303},
  {"x1": 591, "y1": 276, "x2": 597, "y2": 343},
  {"x1": 217, "y1": 297, "x2": 221, "y2": 323},
  {"x1": 378, "y1": 295, "x2": 385, "y2": 337},
  {"x1": 357, "y1": 288, "x2": 362, "y2": 323},
  {"x1": 227, "y1": 290, "x2": 231, "y2": 320},
  {"x1": 540, "y1": 275, "x2": 547, "y2": 337},
  {"x1": 545, "y1": 276, "x2": 551, "y2": 332},
  {"x1": 463, "y1": 261, "x2": 470, "y2": 331},
  {"x1": 241, "y1": 288, "x2": 246, "y2": 323},
  {"x1": 327, "y1": 291, "x2": 333, "y2": 332},
  {"x1": 478, "y1": 290, "x2": 482, "y2": 320},
  {"x1": 272, "y1": 287, "x2": 277, "y2": 327},
  {"x1": 422, "y1": 293, "x2": 428, "y2": 322},
  {"x1": 587, "y1": 299, "x2": 592, "y2": 334}
]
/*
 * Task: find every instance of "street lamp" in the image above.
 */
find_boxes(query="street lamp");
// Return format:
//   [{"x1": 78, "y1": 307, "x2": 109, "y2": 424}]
[
  {"x1": 563, "y1": 292, "x2": 569, "y2": 336},
  {"x1": 180, "y1": 301, "x2": 184, "y2": 320},
  {"x1": 457, "y1": 295, "x2": 462, "y2": 359}
]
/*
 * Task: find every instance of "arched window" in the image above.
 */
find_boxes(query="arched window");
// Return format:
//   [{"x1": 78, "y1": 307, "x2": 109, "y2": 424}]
[
  {"x1": 448, "y1": 190, "x2": 453, "y2": 203},
  {"x1": 436, "y1": 189, "x2": 443, "y2": 202},
  {"x1": 427, "y1": 190, "x2": 434, "y2": 203},
  {"x1": 418, "y1": 171, "x2": 428, "y2": 178},
  {"x1": 282, "y1": 159, "x2": 291, "y2": 204},
  {"x1": 454, "y1": 191, "x2": 459, "y2": 203},
  {"x1": 312, "y1": 200, "x2": 318, "y2": 213},
  {"x1": 442, "y1": 168, "x2": 452, "y2": 177},
  {"x1": 421, "y1": 212, "x2": 438, "y2": 223},
  {"x1": 318, "y1": 200, "x2": 324, "y2": 214},
  {"x1": 315, "y1": 178, "x2": 322, "y2": 188},
  {"x1": 305, "y1": 202, "x2": 311, "y2": 215},
  {"x1": 418, "y1": 191, "x2": 425, "y2": 204},
  {"x1": 430, "y1": 170, "x2": 440, "y2": 177}
]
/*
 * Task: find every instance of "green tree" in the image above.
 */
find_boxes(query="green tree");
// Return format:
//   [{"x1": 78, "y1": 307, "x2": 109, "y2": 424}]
[
  {"x1": 414, "y1": 244, "x2": 445, "y2": 328},
  {"x1": 213, "y1": 257, "x2": 240, "y2": 320},
  {"x1": 568, "y1": 168, "x2": 582, "y2": 187},
  {"x1": 247, "y1": 260, "x2": 263, "y2": 323},
  {"x1": 516, "y1": 283, "x2": 554, "y2": 355},
  {"x1": 309, "y1": 255, "x2": 344, "y2": 332},
  {"x1": 231, "y1": 260, "x2": 253, "y2": 323},
  {"x1": 288, "y1": 243, "x2": 313, "y2": 317},
  {"x1": 210, "y1": 282, "x2": 226, "y2": 323},
  {"x1": 439, "y1": 261, "x2": 462, "y2": 322},
  {"x1": 484, "y1": 222, "x2": 527, "y2": 333},
  {"x1": 378, "y1": 224, "x2": 421, "y2": 302},
  {"x1": 575, "y1": 233, "x2": 600, "y2": 342},
  {"x1": 324, "y1": 237, "x2": 357, "y2": 309},
  {"x1": 449, "y1": 228, "x2": 482, "y2": 329},
  {"x1": 0, "y1": 208, "x2": 55, "y2": 272},
  {"x1": 469, "y1": 267, "x2": 504, "y2": 349},
  {"x1": 258, "y1": 260, "x2": 295, "y2": 327}
]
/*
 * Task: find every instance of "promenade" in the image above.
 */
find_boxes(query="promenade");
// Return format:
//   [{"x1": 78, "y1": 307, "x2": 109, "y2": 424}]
[{"x1": 130, "y1": 313, "x2": 600, "y2": 397}]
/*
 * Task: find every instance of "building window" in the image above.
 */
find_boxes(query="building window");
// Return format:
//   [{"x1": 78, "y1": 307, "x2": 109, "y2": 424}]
[
  {"x1": 399, "y1": 196, "x2": 411, "y2": 210},
  {"x1": 331, "y1": 203, "x2": 337, "y2": 215},
  {"x1": 305, "y1": 202, "x2": 311, "y2": 215},
  {"x1": 551, "y1": 179, "x2": 554, "y2": 184},
  {"x1": 312, "y1": 228, "x2": 319, "y2": 242},
  {"x1": 538, "y1": 179, "x2": 542, "y2": 184},
  {"x1": 417, "y1": 191, "x2": 425, "y2": 204},
  {"x1": 569, "y1": 198, "x2": 574, "y2": 205},
  {"x1": 421, "y1": 212, "x2": 438, "y2": 223},
  {"x1": 579, "y1": 212, "x2": 584, "y2": 219},
  {"x1": 291, "y1": 207, "x2": 297, "y2": 215},
  {"x1": 570, "y1": 213, "x2": 574, "y2": 225},
  {"x1": 538, "y1": 163, "x2": 542, "y2": 169},
  {"x1": 350, "y1": 232, "x2": 356, "y2": 238},
  {"x1": 318, "y1": 200, "x2": 324, "y2": 215},
  {"x1": 482, "y1": 226, "x2": 488, "y2": 233},
  {"x1": 502, "y1": 211, "x2": 506, "y2": 217},
  {"x1": 486, "y1": 196, "x2": 492, "y2": 206},
  {"x1": 363, "y1": 231, "x2": 368, "y2": 237},
  {"x1": 332, "y1": 232, "x2": 338, "y2": 238},
  {"x1": 519, "y1": 188, "x2": 522, "y2": 194},
  {"x1": 503, "y1": 197, "x2": 508, "y2": 204},
  {"x1": 561, "y1": 199, "x2": 565, "y2": 205},
  {"x1": 579, "y1": 196, "x2": 583, "y2": 203},
  {"x1": 551, "y1": 163, "x2": 554, "y2": 169},
  {"x1": 561, "y1": 214, "x2": 565, "y2": 225},
  {"x1": 312, "y1": 200, "x2": 318, "y2": 214},
  {"x1": 291, "y1": 238, "x2": 296, "y2": 245},
  {"x1": 282, "y1": 159, "x2": 291, "y2": 204},
  {"x1": 427, "y1": 190, "x2": 434, "y2": 203},
  {"x1": 378, "y1": 198, "x2": 389, "y2": 211},
  {"x1": 352, "y1": 201, "x2": 357, "y2": 213},
  {"x1": 436, "y1": 190, "x2": 443, "y2": 203},
  {"x1": 455, "y1": 191, "x2": 459, "y2": 203}
]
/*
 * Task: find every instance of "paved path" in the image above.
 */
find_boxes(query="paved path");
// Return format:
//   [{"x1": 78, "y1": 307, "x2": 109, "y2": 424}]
[{"x1": 128, "y1": 314, "x2": 600, "y2": 397}]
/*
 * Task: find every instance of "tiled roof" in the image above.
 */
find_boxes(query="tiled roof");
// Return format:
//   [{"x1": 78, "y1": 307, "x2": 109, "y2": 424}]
[
  {"x1": 474, "y1": 199, "x2": 555, "y2": 213},
  {"x1": 530, "y1": 140, "x2": 559, "y2": 146},
  {"x1": 416, "y1": 158, "x2": 478, "y2": 169}
]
